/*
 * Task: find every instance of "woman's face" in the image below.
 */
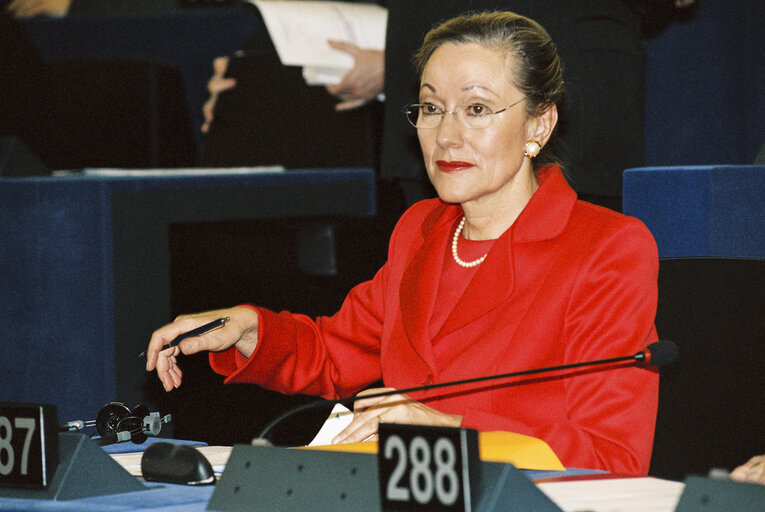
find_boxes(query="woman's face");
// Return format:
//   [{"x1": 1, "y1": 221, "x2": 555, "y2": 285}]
[{"x1": 417, "y1": 42, "x2": 544, "y2": 208}]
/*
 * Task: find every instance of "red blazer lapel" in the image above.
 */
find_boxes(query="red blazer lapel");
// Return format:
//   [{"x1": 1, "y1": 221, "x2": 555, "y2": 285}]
[
  {"x1": 395, "y1": 166, "x2": 575, "y2": 369},
  {"x1": 398, "y1": 206, "x2": 458, "y2": 370}
]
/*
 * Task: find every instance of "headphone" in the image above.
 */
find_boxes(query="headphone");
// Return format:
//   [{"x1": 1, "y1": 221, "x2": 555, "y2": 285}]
[{"x1": 59, "y1": 402, "x2": 172, "y2": 446}]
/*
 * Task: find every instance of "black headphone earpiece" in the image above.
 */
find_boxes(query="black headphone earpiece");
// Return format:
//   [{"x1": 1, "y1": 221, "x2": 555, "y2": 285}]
[
  {"x1": 114, "y1": 404, "x2": 151, "y2": 444},
  {"x1": 60, "y1": 401, "x2": 171, "y2": 446},
  {"x1": 95, "y1": 401, "x2": 132, "y2": 437}
]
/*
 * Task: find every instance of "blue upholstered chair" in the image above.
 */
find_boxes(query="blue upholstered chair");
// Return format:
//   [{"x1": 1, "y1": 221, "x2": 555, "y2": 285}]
[{"x1": 623, "y1": 165, "x2": 765, "y2": 481}]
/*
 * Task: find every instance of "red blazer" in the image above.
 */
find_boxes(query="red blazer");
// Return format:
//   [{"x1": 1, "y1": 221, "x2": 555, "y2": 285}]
[{"x1": 211, "y1": 166, "x2": 660, "y2": 475}]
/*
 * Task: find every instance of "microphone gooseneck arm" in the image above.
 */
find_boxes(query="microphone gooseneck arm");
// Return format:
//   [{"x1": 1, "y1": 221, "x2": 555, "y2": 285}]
[{"x1": 256, "y1": 340, "x2": 677, "y2": 442}]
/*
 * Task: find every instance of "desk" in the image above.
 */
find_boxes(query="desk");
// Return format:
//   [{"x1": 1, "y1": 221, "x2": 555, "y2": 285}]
[
  {"x1": 0, "y1": 168, "x2": 376, "y2": 425},
  {"x1": 0, "y1": 437, "x2": 685, "y2": 512}
]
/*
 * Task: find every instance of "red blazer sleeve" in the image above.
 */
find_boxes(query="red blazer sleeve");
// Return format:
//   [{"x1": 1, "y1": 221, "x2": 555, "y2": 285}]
[{"x1": 209, "y1": 284, "x2": 385, "y2": 399}]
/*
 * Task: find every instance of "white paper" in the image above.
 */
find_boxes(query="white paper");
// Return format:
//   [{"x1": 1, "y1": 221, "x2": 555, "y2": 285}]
[
  {"x1": 308, "y1": 403, "x2": 354, "y2": 446},
  {"x1": 537, "y1": 476, "x2": 685, "y2": 512},
  {"x1": 250, "y1": 1, "x2": 387, "y2": 85}
]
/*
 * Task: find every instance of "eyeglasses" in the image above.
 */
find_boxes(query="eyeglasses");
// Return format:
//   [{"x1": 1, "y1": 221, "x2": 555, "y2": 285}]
[{"x1": 403, "y1": 97, "x2": 526, "y2": 130}]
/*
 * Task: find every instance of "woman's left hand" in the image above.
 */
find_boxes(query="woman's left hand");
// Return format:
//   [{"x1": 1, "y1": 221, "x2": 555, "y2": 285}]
[{"x1": 332, "y1": 388, "x2": 462, "y2": 444}]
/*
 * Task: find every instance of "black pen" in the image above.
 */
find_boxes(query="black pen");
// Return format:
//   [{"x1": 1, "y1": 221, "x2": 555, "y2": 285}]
[{"x1": 138, "y1": 316, "x2": 230, "y2": 358}]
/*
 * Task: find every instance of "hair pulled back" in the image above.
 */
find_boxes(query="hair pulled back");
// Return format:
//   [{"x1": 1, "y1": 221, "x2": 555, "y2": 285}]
[{"x1": 414, "y1": 11, "x2": 566, "y2": 169}]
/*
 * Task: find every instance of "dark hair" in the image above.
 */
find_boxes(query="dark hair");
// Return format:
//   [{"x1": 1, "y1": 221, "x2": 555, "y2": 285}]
[{"x1": 414, "y1": 11, "x2": 566, "y2": 170}]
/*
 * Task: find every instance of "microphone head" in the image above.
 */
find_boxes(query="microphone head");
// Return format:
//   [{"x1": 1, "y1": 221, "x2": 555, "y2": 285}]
[{"x1": 645, "y1": 340, "x2": 679, "y2": 366}]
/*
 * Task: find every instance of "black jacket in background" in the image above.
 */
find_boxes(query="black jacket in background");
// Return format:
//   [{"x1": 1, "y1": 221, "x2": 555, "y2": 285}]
[{"x1": 0, "y1": 13, "x2": 52, "y2": 161}]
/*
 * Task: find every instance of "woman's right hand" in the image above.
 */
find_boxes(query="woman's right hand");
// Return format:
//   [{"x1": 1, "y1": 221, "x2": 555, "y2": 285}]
[{"x1": 145, "y1": 306, "x2": 259, "y2": 391}]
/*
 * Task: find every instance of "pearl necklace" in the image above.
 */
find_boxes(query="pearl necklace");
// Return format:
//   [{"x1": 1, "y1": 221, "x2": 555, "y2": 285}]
[{"x1": 451, "y1": 216, "x2": 488, "y2": 268}]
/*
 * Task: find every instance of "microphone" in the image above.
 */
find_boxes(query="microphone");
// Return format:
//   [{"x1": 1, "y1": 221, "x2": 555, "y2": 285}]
[
  {"x1": 638, "y1": 339, "x2": 679, "y2": 366},
  {"x1": 255, "y1": 340, "x2": 678, "y2": 443}
]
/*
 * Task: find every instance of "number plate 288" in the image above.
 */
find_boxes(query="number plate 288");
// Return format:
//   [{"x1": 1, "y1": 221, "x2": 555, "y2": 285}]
[{"x1": 378, "y1": 423, "x2": 480, "y2": 512}]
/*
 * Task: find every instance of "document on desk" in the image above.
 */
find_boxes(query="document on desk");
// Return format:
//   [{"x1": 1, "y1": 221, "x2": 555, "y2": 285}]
[
  {"x1": 308, "y1": 403, "x2": 355, "y2": 446},
  {"x1": 537, "y1": 476, "x2": 684, "y2": 512},
  {"x1": 304, "y1": 404, "x2": 566, "y2": 471},
  {"x1": 249, "y1": 1, "x2": 387, "y2": 85}
]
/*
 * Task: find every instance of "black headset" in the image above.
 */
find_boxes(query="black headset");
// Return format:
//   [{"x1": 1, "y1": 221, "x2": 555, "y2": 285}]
[{"x1": 59, "y1": 402, "x2": 172, "y2": 446}]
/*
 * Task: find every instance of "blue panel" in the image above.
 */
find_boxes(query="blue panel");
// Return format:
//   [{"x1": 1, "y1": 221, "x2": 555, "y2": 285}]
[
  {"x1": 709, "y1": 168, "x2": 765, "y2": 257},
  {"x1": 0, "y1": 180, "x2": 116, "y2": 423},
  {"x1": 623, "y1": 165, "x2": 765, "y2": 258}
]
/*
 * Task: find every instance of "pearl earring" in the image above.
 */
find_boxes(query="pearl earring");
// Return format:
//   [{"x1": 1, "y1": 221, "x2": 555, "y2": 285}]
[{"x1": 524, "y1": 139, "x2": 541, "y2": 158}]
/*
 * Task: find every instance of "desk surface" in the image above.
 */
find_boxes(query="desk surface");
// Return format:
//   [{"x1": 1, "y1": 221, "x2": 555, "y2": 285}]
[
  {"x1": 0, "y1": 437, "x2": 684, "y2": 512},
  {"x1": 0, "y1": 477, "x2": 686, "y2": 512}
]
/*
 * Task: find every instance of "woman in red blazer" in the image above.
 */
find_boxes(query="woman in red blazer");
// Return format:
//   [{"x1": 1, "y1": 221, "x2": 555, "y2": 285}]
[{"x1": 146, "y1": 11, "x2": 660, "y2": 475}]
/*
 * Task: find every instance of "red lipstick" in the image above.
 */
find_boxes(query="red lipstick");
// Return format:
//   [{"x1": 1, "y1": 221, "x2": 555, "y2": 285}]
[{"x1": 436, "y1": 160, "x2": 473, "y2": 172}]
